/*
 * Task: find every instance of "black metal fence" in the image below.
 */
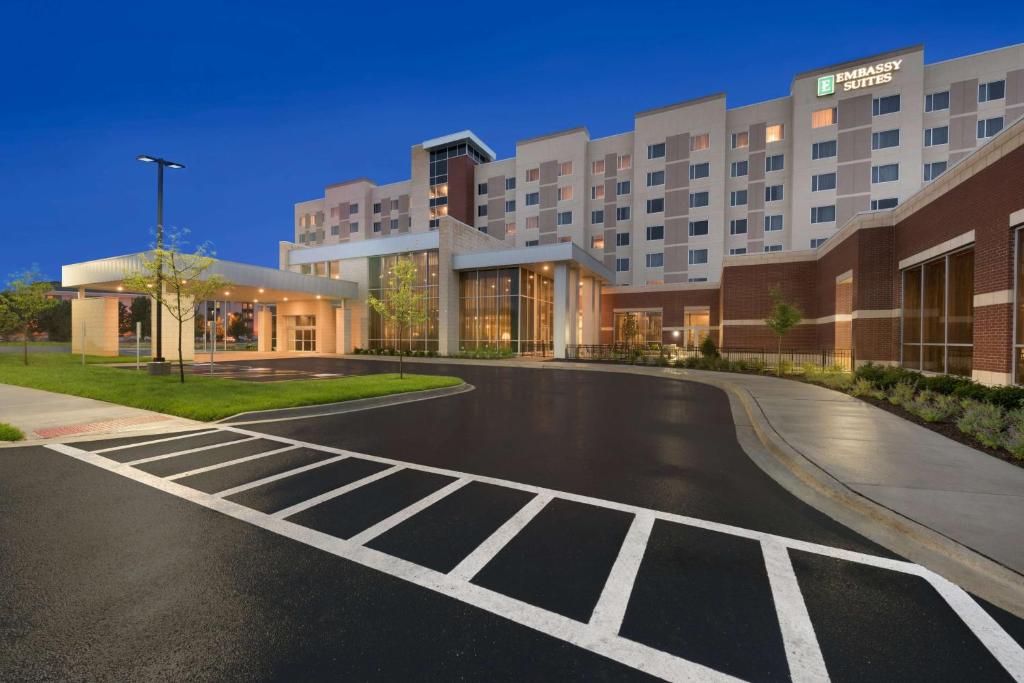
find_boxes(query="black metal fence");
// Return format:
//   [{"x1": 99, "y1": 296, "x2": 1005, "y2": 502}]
[{"x1": 565, "y1": 344, "x2": 853, "y2": 370}]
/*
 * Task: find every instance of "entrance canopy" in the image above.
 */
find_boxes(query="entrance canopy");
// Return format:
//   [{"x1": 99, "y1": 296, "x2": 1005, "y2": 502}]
[
  {"x1": 62, "y1": 252, "x2": 358, "y2": 303},
  {"x1": 451, "y1": 240, "x2": 615, "y2": 284}
]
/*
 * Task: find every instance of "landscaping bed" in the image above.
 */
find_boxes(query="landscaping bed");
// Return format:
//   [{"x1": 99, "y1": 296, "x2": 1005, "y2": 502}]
[
  {"x1": 0, "y1": 422, "x2": 24, "y2": 441},
  {"x1": 0, "y1": 353, "x2": 463, "y2": 421}
]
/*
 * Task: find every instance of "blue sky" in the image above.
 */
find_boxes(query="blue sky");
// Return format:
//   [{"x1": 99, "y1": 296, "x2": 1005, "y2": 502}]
[{"x1": 2, "y1": 0, "x2": 1022, "y2": 281}]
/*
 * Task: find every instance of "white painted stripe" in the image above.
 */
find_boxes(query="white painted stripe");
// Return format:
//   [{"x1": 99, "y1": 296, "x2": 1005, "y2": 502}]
[
  {"x1": 270, "y1": 465, "x2": 403, "y2": 520},
  {"x1": 448, "y1": 493, "x2": 552, "y2": 582},
  {"x1": 46, "y1": 443, "x2": 738, "y2": 683},
  {"x1": 93, "y1": 429, "x2": 218, "y2": 453},
  {"x1": 122, "y1": 437, "x2": 260, "y2": 467},
  {"x1": 927, "y1": 573, "x2": 1024, "y2": 682},
  {"x1": 347, "y1": 479, "x2": 470, "y2": 546},
  {"x1": 213, "y1": 454, "x2": 352, "y2": 498},
  {"x1": 588, "y1": 513, "x2": 655, "y2": 634},
  {"x1": 761, "y1": 541, "x2": 829, "y2": 683},
  {"x1": 165, "y1": 445, "x2": 298, "y2": 481}
]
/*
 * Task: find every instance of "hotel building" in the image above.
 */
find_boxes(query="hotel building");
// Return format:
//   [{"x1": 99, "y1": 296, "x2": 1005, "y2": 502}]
[{"x1": 63, "y1": 42, "x2": 1024, "y2": 384}]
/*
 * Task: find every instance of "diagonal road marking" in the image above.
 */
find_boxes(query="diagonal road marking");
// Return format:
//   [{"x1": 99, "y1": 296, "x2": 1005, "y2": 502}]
[
  {"x1": 166, "y1": 445, "x2": 299, "y2": 481},
  {"x1": 347, "y1": 478, "x2": 471, "y2": 546},
  {"x1": 589, "y1": 513, "x2": 655, "y2": 634},
  {"x1": 762, "y1": 540, "x2": 830, "y2": 682}
]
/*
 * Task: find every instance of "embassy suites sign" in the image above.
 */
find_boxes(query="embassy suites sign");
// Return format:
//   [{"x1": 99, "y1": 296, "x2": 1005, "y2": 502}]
[{"x1": 816, "y1": 59, "x2": 903, "y2": 96}]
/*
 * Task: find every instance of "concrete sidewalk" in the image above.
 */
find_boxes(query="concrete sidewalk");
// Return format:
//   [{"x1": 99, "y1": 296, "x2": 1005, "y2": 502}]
[{"x1": 0, "y1": 384, "x2": 202, "y2": 443}]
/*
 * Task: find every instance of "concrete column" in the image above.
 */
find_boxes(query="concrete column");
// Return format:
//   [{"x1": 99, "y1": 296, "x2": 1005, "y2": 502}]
[
  {"x1": 567, "y1": 267, "x2": 580, "y2": 347},
  {"x1": 149, "y1": 287, "x2": 194, "y2": 361},
  {"x1": 580, "y1": 276, "x2": 600, "y2": 345},
  {"x1": 554, "y1": 264, "x2": 569, "y2": 358},
  {"x1": 257, "y1": 304, "x2": 272, "y2": 352},
  {"x1": 336, "y1": 303, "x2": 353, "y2": 354},
  {"x1": 71, "y1": 297, "x2": 119, "y2": 356}
]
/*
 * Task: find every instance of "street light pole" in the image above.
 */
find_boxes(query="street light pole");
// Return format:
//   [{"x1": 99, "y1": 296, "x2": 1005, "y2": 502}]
[{"x1": 136, "y1": 155, "x2": 185, "y2": 368}]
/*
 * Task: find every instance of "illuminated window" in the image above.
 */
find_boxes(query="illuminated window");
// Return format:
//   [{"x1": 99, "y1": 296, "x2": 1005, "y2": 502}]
[
  {"x1": 591, "y1": 185, "x2": 605, "y2": 200},
  {"x1": 731, "y1": 131, "x2": 748, "y2": 149},
  {"x1": 812, "y1": 107, "x2": 837, "y2": 128},
  {"x1": 591, "y1": 159, "x2": 605, "y2": 174},
  {"x1": 591, "y1": 235, "x2": 604, "y2": 250},
  {"x1": 902, "y1": 248, "x2": 974, "y2": 375},
  {"x1": 617, "y1": 154, "x2": 632, "y2": 171},
  {"x1": 558, "y1": 186, "x2": 574, "y2": 201},
  {"x1": 506, "y1": 222, "x2": 516, "y2": 236},
  {"x1": 525, "y1": 216, "x2": 539, "y2": 230},
  {"x1": 526, "y1": 168, "x2": 539, "y2": 182},
  {"x1": 559, "y1": 161, "x2": 573, "y2": 176},
  {"x1": 690, "y1": 133, "x2": 710, "y2": 151},
  {"x1": 765, "y1": 124, "x2": 784, "y2": 143}
]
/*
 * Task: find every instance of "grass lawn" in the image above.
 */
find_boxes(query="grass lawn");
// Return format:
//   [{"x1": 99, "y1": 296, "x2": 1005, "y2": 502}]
[
  {"x1": 0, "y1": 422, "x2": 25, "y2": 441},
  {"x1": 0, "y1": 340, "x2": 68, "y2": 346},
  {"x1": 0, "y1": 353, "x2": 463, "y2": 421}
]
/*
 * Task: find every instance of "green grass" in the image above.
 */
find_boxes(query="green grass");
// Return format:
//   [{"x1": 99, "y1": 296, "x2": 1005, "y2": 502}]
[
  {"x1": 0, "y1": 353, "x2": 463, "y2": 421},
  {"x1": 0, "y1": 422, "x2": 25, "y2": 441},
  {"x1": 0, "y1": 340, "x2": 68, "y2": 346}
]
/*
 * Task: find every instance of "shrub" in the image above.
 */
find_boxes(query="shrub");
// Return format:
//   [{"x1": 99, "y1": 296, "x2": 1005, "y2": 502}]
[
  {"x1": 918, "y1": 374, "x2": 974, "y2": 395},
  {"x1": 855, "y1": 363, "x2": 922, "y2": 391},
  {"x1": 956, "y1": 400, "x2": 1007, "y2": 449},
  {"x1": 951, "y1": 383, "x2": 1024, "y2": 410},
  {"x1": 777, "y1": 360, "x2": 794, "y2": 376},
  {"x1": 850, "y1": 377, "x2": 884, "y2": 399},
  {"x1": 818, "y1": 372, "x2": 853, "y2": 391},
  {"x1": 907, "y1": 390, "x2": 960, "y2": 423},
  {"x1": 699, "y1": 336, "x2": 718, "y2": 358},
  {"x1": 887, "y1": 380, "x2": 916, "y2": 407},
  {"x1": 1002, "y1": 408, "x2": 1024, "y2": 460}
]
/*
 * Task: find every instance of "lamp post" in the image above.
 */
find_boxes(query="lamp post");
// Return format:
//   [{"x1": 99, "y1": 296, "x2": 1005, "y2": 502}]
[{"x1": 136, "y1": 154, "x2": 185, "y2": 370}]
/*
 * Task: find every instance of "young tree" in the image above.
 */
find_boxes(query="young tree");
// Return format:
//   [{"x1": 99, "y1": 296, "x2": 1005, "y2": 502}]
[
  {"x1": 367, "y1": 256, "x2": 427, "y2": 379},
  {"x1": 0, "y1": 269, "x2": 57, "y2": 365},
  {"x1": 764, "y1": 286, "x2": 803, "y2": 376},
  {"x1": 227, "y1": 311, "x2": 248, "y2": 340},
  {"x1": 620, "y1": 312, "x2": 640, "y2": 346},
  {"x1": 123, "y1": 228, "x2": 231, "y2": 383}
]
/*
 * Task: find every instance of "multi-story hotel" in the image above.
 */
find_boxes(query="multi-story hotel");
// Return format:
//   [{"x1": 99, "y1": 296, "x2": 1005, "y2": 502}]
[{"x1": 63, "y1": 41, "x2": 1024, "y2": 385}]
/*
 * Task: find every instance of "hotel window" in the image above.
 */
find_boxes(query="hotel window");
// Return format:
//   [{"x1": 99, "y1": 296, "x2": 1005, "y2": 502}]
[
  {"x1": 616, "y1": 257, "x2": 630, "y2": 272},
  {"x1": 812, "y1": 107, "x2": 837, "y2": 128},
  {"x1": 506, "y1": 200, "x2": 516, "y2": 213},
  {"x1": 591, "y1": 235, "x2": 604, "y2": 250},
  {"x1": 373, "y1": 221, "x2": 382, "y2": 233},
  {"x1": 764, "y1": 244, "x2": 783, "y2": 253},
  {"x1": 391, "y1": 199, "x2": 399, "y2": 211},
  {"x1": 478, "y1": 205, "x2": 488, "y2": 217},
  {"x1": 765, "y1": 184, "x2": 784, "y2": 202},
  {"x1": 688, "y1": 248, "x2": 708, "y2": 265},
  {"x1": 646, "y1": 253, "x2": 664, "y2": 268},
  {"x1": 646, "y1": 198, "x2": 664, "y2": 214},
  {"x1": 810, "y1": 238, "x2": 828, "y2": 248},
  {"x1": 591, "y1": 209, "x2": 604, "y2": 224},
  {"x1": 730, "y1": 218, "x2": 748, "y2": 235},
  {"x1": 648, "y1": 142, "x2": 666, "y2": 159},
  {"x1": 765, "y1": 124, "x2": 784, "y2": 143},
  {"x1": 559, "y1": 161, "x2": 573, "y2": 176},
  {"x1": 690, "y1": 133, "x2": 710, "y2": 151},
  {"x1": 731, "y1": 131, "x2": 749, "y2": 149},
  {"x1": 558, "y1": 186, "x2": 574, "y2": 201},
  {"x1": 871, "y1": 197, "x2": 899, "y2": 210},
  {"x1": 681, "y1": 306, "x2": 711, "y2": 347},
  {"x1": 349, "y1": 204, "x2": 359, "y2": 215},
  {"x1": 478, "y1": 183, "x2": 488, "y2": 195},
  {"x1": 591, "y1": 159, "x2": 605, "y2": 175},
  {"x1": 478, "y1": 226, "x2": 489, "y2": 234},
  {"x1": 872, "y1": 129, "x2": 900, "y2": 150},
  {"x1": 556, "y1": 211, "x2": 572, "y2": 226},
  {"x1": 810, "y1": 205, "x2": 836, "y2": 224},
  {"x1": 290, "y1": 315, "x2": 317, "y2": 352},
  {"x1": 811, "y1": 172, "x2": 836, "y2": 192},
  {"x1": 350, "y1": 222, "x2": 359, "y2": 233},
  {"x1": 765, "y1": 154, "x2": 784, "y2": 172},
  {"x1": 924, "y1": 126, "x2": 948, "y2": 147},
  {"x1": 298, "y1": 233, "x2": 306, "y2": 243},
  {"x1": 330, "y1": 225, "x2": 340, "y2": 236},
  {"x1": 979, "y1": 80, "x2": 1005, "y2": 102},
  {"x1": 689, "y1": 191, "x2": 709, "y2": 208},
  {"x1": 925, "y1": 91, "x2": 949, "y2": 112},
  {"x1": 505, "y1": 177, "x2": 516, "y2": 191},
  {"x1": 1013, "y1": 231, "x2": 1024, "y2": 383},
  {"x1": 614, "y1": 206, "x2": 630, "y2": 222},
  {"x1": 506, "y1": 222, "x2": 516, "y2": 236},
  {"x1": 901, "y1": 248, "x2": 974, "y2": 375},
  {"x1": 526, "y1": 168, "x2": 539, "y2": 182},
  {"x1": 646, "y1": 170, "x2": 665, "y2": 187},
  {"x1": 689, "y1": 162, "x2": 710, "y2": 180},
  {"x1": 689, "y1": 277, "x2": 708, "y2": 283},
  {"x1": 525, "y1": 192, "x2": 540, "y2": 206},
  {"x1": 688, "y1": 220, "x2": 709, "y2": 237},
  {"x1": 372, "y1": 202, "x2": 381, "y2": 214},
  {"x1": 646, "y1": 225, "x2": 664, "y2": 240},
  {"x1": 730, "y1": 160, "x2": 748, "y2": 177},
  {"x1": 526, "y1": 215, "x2": 540, "y2": 230},
  {"x1": 812, "y1": 139, "x2": 837, "y2": 160},
  {"x1": 526, "y1": 239, "x2": 539, "y2": 247},
  {"x1": 730, "y1": 190, "x2": 747, "y2": 206},
  {"x1": 613, "y1": 310, "x2": 661, "y2": 343},
  {"x1": 390, "y1": 219, "x2": 399, "y2": 230},
  {"x1": 764, "y1": 214, "x2": 783, "y2": 232},
  {"x1": 616, "y1": 232, "x2": 630, "y2": 247},
  {"x1": 977, "y1": 117, "x2": 1004, "y2": 139},
  {"x1": 617, "y1": 154, "x2": 632, "y2": 171},
  {"x1": 872, "y1": 94, "x2": 900, "y2": 116},
  {"x1": 871, "y1": 163, "x2": 899, "y2": 183},
  {"x1": 616, "y1": 180, "x2": 631, "y2": 196},
  {"x1": 592, "y1": 185, "x2": 605, "y2": 200},
  {"x1": 729, "y1": 247, "x2": 747, "y2": 255},
  {"x1": 923, "y1": 161, "x2": 948, "y2": 182}
]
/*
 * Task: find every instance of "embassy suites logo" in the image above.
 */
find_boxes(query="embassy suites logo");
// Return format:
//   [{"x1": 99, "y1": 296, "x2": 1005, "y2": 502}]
[{"x1": 816, "y1": 59, "x2": 903, "y2": 96}]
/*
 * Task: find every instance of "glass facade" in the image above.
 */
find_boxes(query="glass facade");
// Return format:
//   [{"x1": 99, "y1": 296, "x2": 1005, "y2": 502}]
[
  {"x1": 1015, "y1": 231, "x2": 1024, "y2": 384},
  {"x1": 368, "y1": 250, "x2": 440, "y2": 351},
  {"x1": 613, "y1": 310, "x2": 663, "y2": 344},
  {"x1": 459, "y1": 268, "x2": 553, "y2": 353},
  {"x1": 901, "y1": 248, "x2": 973, "y2": 375},
  {"x1": 290, "y1": 314, "x2": 316, "y2": 351}
]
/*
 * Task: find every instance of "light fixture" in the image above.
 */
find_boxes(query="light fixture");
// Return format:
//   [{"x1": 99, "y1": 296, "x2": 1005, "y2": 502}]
[
  {"x1": 224, "y1": 291, "x2": 230, "y2": 296},
  {"x1": 254, "y1": 299, "x2": 259, "y2": 303},
  {"x1": 316, "y1": 295, "x2": 321, "y2": 299},
  {"x1": 283, "y1": 297, "x2": 289, "y2": 301},
  {"x1": 543, "y1": 265, "x2": 549, "y2": 271},
  {"x1": 672, "y1": 330, "x2": 680, "y2": 338},
  {"x1": 136, "y1": 155, "x2": 157, "y2": 163},
  {"x1": 258, "y1": 288, "x2": 264, "y2": 293},
  {"x1": 116, "y1": 286, "x2": 123, "y2": 291}
]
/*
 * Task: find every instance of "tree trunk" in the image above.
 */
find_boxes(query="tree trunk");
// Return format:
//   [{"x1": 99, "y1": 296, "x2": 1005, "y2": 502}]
[
  {"x1": 777, "y1": 335, "x2": 783, "y2": 376},
  {"x1": 23, "y1": 325, "x2": 28, "y2": 366},
  {"x1": 178, "y1": 320, "x2": 185, "y2": 383},
  {"x1": 399, "y1": 349, "x2": 404, "y2": 380}
]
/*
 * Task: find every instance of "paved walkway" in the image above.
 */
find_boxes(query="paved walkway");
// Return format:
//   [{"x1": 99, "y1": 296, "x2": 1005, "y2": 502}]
[{"x1": 0, "y1": 384, "x2": 201, "y2": 442}]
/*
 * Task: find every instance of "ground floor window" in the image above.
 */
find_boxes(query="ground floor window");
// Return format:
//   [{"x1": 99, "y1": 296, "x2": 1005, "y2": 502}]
[
  {"x1": 368, "y1": 250, "x2": 439, "y2": 351},
  {"x1": 290, "y1": 315, "x2": 316, "y2": 352},
  {"x1": 459, "y1": 267, "x2": 553, "y2": 353},
  {"x1": 681, "y1": 307, "x2": 710, "y2": 348},
  {"x1": 1014, "y1": 230, "x2": 1024, "y2": 384},
  {"x1": 901, "y1": 247, "x2": 973, "y2": 375},
  {"x1": 613, "y1": 310, "x2": 662, "y2": 344}
]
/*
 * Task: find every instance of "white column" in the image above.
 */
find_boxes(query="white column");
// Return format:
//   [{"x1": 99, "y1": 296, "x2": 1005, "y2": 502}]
[
  {"x1": 580, "y1": 276, "x2": 600, "y2": 345},
  {"x1": 567, "y1": 267, "x2": 580, "y2": 347},
  {"x1": 554, "y1": 263, "x2": 569, "y2": 358}
]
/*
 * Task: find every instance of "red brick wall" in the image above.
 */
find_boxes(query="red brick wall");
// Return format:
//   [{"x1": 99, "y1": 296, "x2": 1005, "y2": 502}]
[{"x1": 446, "y1": 156, "x2": 476, "y2": 226}]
